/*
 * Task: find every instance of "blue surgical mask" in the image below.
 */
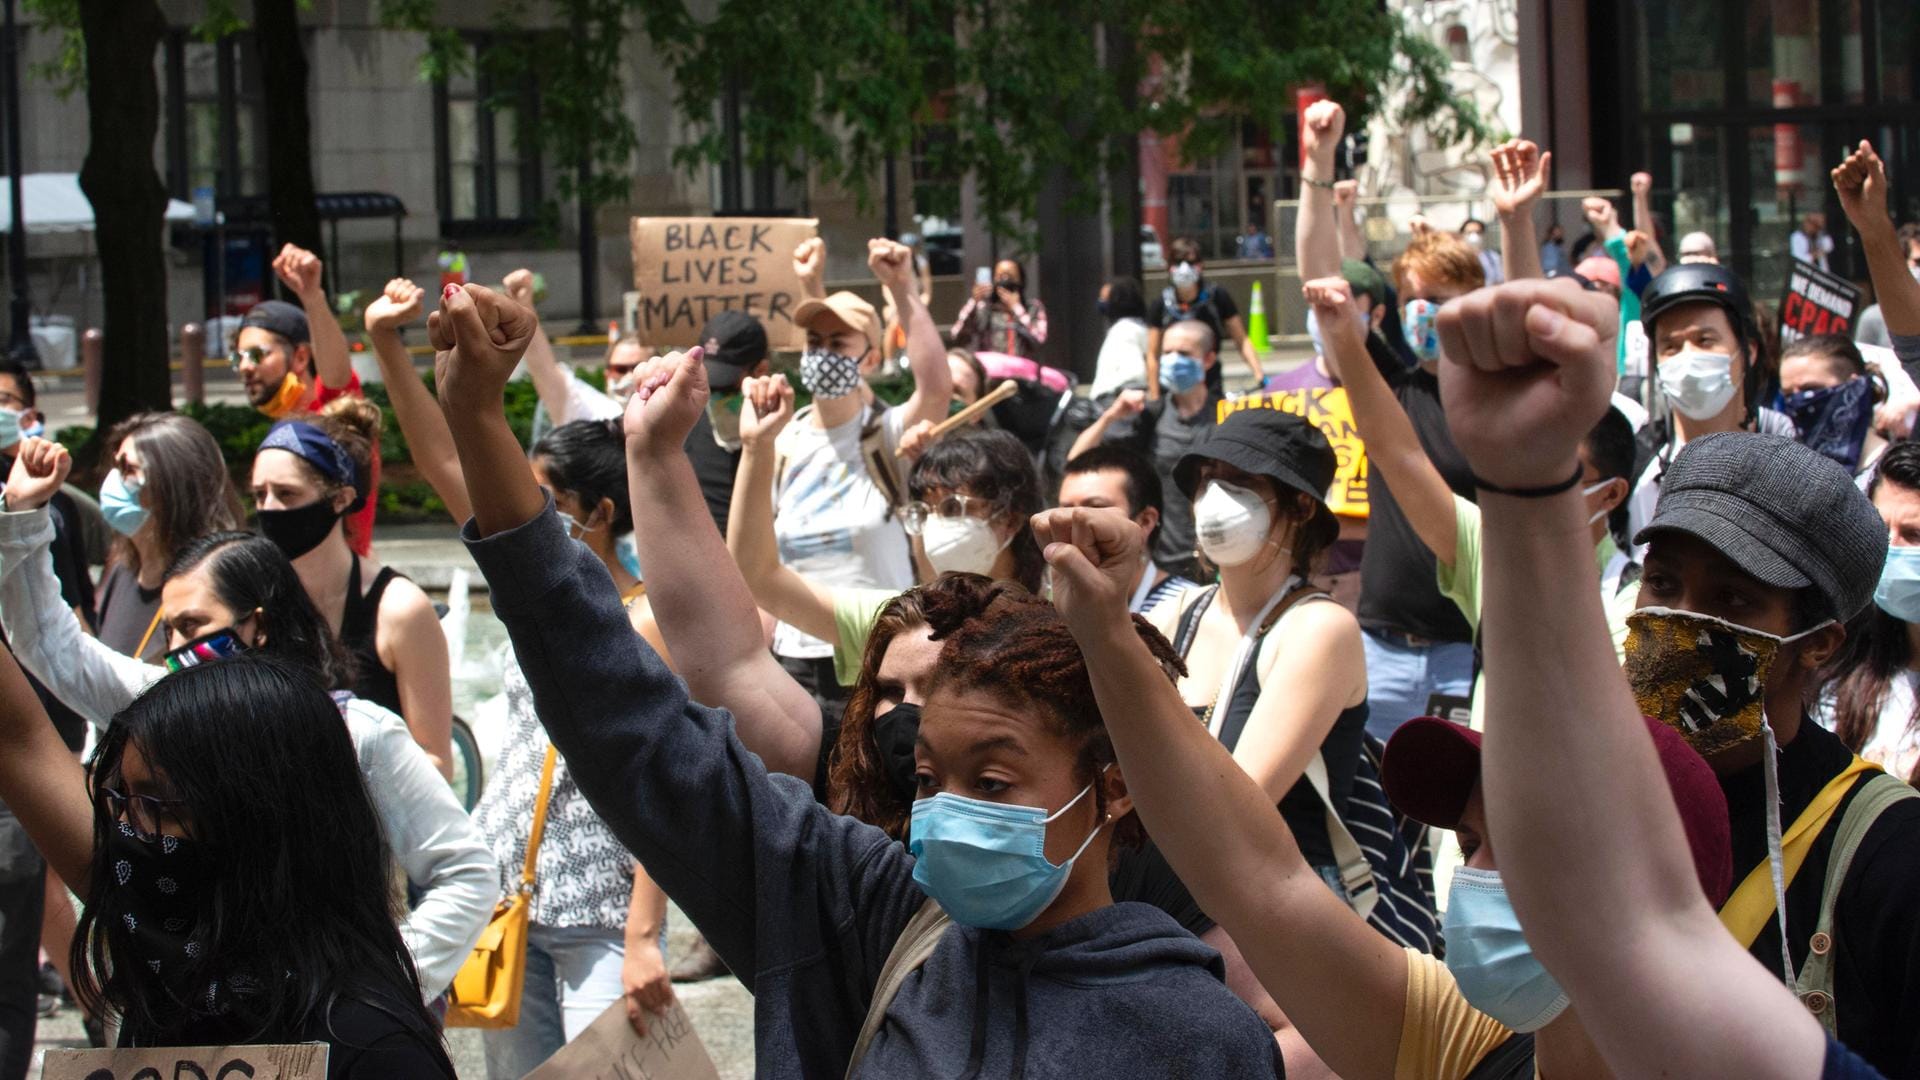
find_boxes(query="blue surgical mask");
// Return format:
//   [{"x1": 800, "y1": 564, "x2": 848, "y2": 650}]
[
  {"x1": 99, "y1": 469, "x2": 149, "y2": 537},
  {"x1": 0, "y1": 407, "x2": 23, "y2": 449},
  {"x1": 909, "y1": 778, "x2": 1107, "y2": 931},
  {"x1": 1442, "y1": 867, "x2": 1570, "y2": 1033},
  {"x1": 1403, "y1": 299, "x2": 1441, "y2": 366},
  {"x1": 1159, "y1": 352, "x2": 1206, "y2": 394},
  {"x1": 616, "y1": 532, "x2": 642, "y2": 580},
  {"x1": 1875, "y1": 546, "x2": 1920, "y2": 623}
]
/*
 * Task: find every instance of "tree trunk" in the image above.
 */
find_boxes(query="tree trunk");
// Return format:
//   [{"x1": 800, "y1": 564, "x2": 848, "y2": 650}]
[
  {"x1": 76, "y1": 0, "x2": 169, "y2": 443},
  {"x1": 255, "y1": 0, "x2": 320, "y2": 271}
]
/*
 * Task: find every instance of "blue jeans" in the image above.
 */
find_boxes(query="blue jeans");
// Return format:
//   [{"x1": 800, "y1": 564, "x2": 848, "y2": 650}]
[
  {"x1": 481, "y1": 925, "x2": 631, "y2": 1079},
  {"x1": 1361, "y1": 630, "x2": 1476, "y2": 741}
]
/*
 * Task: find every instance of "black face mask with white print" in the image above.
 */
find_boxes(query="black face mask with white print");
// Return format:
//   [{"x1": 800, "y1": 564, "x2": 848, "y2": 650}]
[
  {"x1": 800, "y1": 349, "x2": 864, "y2": 399},
  {"x1": 103, "y1": 820, "x2": 224, "y2": 1012}
]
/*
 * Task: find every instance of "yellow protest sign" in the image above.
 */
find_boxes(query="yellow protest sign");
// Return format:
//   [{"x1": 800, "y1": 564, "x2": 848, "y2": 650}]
[
  {"x1": 1216, "y1": 388, "x2": 1370, "y2": 518},
  {"x1": 630, "y1": 217, "x2": 819, "y2": 350}
]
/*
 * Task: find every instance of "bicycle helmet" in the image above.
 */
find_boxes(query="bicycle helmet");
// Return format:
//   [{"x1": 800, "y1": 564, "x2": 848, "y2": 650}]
[{"x1": 1639, "y1": 263, "x2": 1754, "y2": 344}]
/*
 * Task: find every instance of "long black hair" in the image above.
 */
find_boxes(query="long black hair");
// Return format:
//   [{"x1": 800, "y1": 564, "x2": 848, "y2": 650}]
[
  {"x1": 532, "y1": 418, "x2": 633, "y2": 535},
  {"x1": 73, "y1": 657, "x2": 448, "y2": 1063},
  {"x1": 909, "y1": 427, "x2": 1047, "y2": 592},
  {"x1": 1822, "y1": 441, "x2": 1920, "y2": 779},
  {"x1": 166, "y1": 532, "x2": 357, "y2": 692}
]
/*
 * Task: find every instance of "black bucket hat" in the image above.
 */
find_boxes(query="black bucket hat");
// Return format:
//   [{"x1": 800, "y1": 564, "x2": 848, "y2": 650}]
[{"x1": 1174, "y1": 406, "x2": 1338, "y2": 529}]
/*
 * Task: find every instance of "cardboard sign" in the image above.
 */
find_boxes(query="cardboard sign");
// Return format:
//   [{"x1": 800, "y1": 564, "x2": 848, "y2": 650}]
[
  {"x1": 526, "y1": 999, "x2": 721, "y2": 1080},
  {"x1": 43, "y1": 1042, "x2": 327, "y2": 1080},
  {"x1": 1217, "y1": 388, "x2": 1370, "y2": 518},
  {"x1": 1779, "y1": 258, "x2": 1862, "y2": 345},
  {"x1": 630, "y1": 217, "x2": 819, "y2": 350}
]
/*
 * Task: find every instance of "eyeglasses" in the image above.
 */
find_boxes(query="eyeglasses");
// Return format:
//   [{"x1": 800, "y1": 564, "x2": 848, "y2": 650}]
[
  {"x1": 897, "y1": 494, "x2": 1000, "y2": 536},
  {"x1": 228, "y1": 346, "x2": 269, "y2": 370},
  {"x1": 95, "y1": 785, "x2": 190, "y2": 842},
  {"x1": 0, "y1": 391, "x2": 28, "y2": 411}
]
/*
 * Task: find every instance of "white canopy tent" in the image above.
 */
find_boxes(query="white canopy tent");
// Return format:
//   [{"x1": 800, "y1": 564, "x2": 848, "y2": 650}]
[
  {"x1": 0, "y1": 174, "x2": 196, "y2": 366},
  {"x1": 0, "y1": 173, "x2": 196, "y2": 233}
]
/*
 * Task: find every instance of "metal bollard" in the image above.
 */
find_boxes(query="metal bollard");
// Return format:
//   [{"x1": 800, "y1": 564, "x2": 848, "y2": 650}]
[
  {"x1": 81, "y1": 328, "x2": 102, "y2": 415},
  {"x1": 180, "y1": 323, "x2": 205, "y2": 406}
]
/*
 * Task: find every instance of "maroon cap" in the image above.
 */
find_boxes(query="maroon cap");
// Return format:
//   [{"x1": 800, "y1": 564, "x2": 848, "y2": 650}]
[{"x1": 1382, "y1": 715, "x2": 1733, "y2": 907}]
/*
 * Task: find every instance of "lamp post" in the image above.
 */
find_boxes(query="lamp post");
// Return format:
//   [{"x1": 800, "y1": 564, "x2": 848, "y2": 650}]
[{"x1": 3, "y1": 0, "x2": 37, "y2": 367}]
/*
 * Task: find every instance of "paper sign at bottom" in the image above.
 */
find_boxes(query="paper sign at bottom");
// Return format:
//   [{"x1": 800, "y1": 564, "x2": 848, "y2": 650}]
[
  {"x1": 43, "y1": 1041, "x2": 327, "y2": 1080},
  {"x1": 527, "y1": 999, "x2": 720, "y2": 1080}
]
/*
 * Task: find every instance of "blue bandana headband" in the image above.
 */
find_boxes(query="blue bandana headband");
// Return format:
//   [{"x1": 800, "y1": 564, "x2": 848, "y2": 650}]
[{"x1": 259, "y1": 420, "x2": 364, "y2": 510}]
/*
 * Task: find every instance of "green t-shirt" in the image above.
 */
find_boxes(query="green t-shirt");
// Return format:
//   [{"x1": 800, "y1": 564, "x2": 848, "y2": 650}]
[
  {"x1": 832, "y1": 587, "x2": 902, "y2": 687},
  {"x1": 1435, "y1": 496, "x2": 1637, "y2": 729}
]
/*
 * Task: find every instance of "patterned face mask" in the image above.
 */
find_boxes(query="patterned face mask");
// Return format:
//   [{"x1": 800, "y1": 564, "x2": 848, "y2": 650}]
[
  {"x1": 800, "y1": 349, "x2": 863, "y2": 399},
  {"x1": 1624, "y1": 606, "x2": 1826, "y2": 756}
]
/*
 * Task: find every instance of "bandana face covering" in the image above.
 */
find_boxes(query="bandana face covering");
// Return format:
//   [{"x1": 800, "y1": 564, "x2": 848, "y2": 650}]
[
  {"x1": 101, "y1": 820, "x2": 224, "y2": 1013},
  {"x1": 1782, "y1": 378, "x2": 1875, "y2": 472},
  {"x1": 257, "y1": 371, "x2": 308, "y2": 420},
  {"x1": 1624, "y1": 607, "x2": 1822, "y2": 756}
]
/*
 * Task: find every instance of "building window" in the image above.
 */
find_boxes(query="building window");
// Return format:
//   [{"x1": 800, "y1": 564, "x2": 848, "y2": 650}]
[
  {"x1": 433, "y1": 37, "x2": 543, "y2": 235},
  {"x1": 162, "y1": 30, "x2": 265, "y2": 202}
]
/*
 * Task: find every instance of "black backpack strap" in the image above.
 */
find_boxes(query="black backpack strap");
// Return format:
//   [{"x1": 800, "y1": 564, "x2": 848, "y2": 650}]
[{"x1": 1170, "y1": 585, "x2": 1219, "y2": 661}]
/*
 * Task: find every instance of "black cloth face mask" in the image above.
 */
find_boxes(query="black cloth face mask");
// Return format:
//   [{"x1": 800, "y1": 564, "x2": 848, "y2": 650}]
[
  {"x1": 256, "y1": 499, "x2": 341, "y2": 560},
  {"x1": 872, "y1": 702, "x2": 922, "y2": 801}
]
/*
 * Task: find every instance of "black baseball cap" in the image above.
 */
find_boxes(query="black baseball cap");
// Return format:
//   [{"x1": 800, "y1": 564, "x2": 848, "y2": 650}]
[
  {"x1": 698, "y1": 311, "x2": 768, "y2": 389},
  {"x1": 1174, "y1": 407, "x2": 1337, "y2": 531},
  {"x1": 1635, "y1": 432, "x2": 1887, "y2": 621},
  {"x1": 241, "y1": 300, "x2": 310, "y2": 346}
]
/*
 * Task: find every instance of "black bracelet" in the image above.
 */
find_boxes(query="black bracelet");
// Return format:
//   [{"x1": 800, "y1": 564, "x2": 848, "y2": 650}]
[{"x1": 1471, "y1": 464, "x2": 1585, "y2": 499}]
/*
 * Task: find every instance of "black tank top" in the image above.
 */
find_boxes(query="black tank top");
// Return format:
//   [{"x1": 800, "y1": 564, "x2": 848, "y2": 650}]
[
  {"x1": 340, "y1": 555, "x2": 404, "y2": 716},
  {"x1": 1174, "y1": 585, "x2": 1371, "y2": 869}
]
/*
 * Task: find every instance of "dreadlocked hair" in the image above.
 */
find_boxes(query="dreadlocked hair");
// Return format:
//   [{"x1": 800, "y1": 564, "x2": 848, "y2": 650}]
[
  {"x1": 920, "y1": 589, "x2": 1189, "y2": 857},
  {"x1": 827, "y1": 575, "x2": 1041, "y2": 837}
]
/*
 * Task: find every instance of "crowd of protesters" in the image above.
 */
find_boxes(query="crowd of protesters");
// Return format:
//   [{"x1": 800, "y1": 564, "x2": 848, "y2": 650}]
[{"x1": 0, "y1": 92, "x2": 1911, "y2": 1080}]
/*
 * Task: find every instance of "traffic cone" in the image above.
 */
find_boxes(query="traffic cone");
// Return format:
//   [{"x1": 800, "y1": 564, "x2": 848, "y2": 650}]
[{"x1": 1245, "y1": 280, "x2": 1269, "y2": 357}]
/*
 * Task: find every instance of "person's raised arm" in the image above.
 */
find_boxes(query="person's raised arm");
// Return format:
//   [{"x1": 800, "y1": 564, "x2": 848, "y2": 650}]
[
  {"x1": 1295, "y1": 100, "x2": 1347, "y2": 285},
  {"x1": 1035, "y1": 506, "x2": 1407, "y2": 1080},
  {"x1": 1333, "y1": 181, "x2": 1364, "y2": 263},
  {"x1": 725, "y1": 374, "x2": 841, "y2": 643},
  {"x1": 626, "y1": 352, "x2": 823, "y2": 780},
  {"x1": 0, "y1": 640, "x2": 93, "y2": 896},
  {"x1": 874, "y1": 239, "x2": 953, "y2": 430},
  {"x1": 793, "y1": 237, "x2": 827, "y2": 302},
  {"x1": 0, "y1": 438, "x2": 155, "y2": 726},
  {"x1": 272, "y1": 244, "x2": 353, "y2": 390},
  {"x1": 433, "y1": 284, "x2": 546, "y2": 536},
  {"x1": 503, "y1": 269, "x2": 576, "y2": 427},
  {"x1": 1629, "y1": 171, "x2": 1656, "y2": 237},
  {"x1": 444, "y1": 310, "x2": 922, "y2": 1028},
  {"x1": 365, "y1": 279, "x2": 472, "y2": 523},
  {"x1": 1144, "y1": 326, "x2": 1164, "y2": 402},
  {"x1": 1307, "y1": 278, "x2": 1458, "y2": 563},
  {"x1": 1835, "y1": 141, "x2": 1920, "y2": 341},
  {"x1": 1066, "y1": 388, "x2": 1145, "y2": 462},
  {"x1": 1435, "y1": 279, "x2": 1827, "y2": 1080},
  {"x1": 1490, "y1": 140, "x2": 1551, "y2": 282}
]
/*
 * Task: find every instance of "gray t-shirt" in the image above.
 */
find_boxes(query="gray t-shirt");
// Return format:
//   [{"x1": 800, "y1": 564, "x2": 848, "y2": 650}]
[{"x1": 1103, "y1": 392, "x2": 1223, "y2": 577}]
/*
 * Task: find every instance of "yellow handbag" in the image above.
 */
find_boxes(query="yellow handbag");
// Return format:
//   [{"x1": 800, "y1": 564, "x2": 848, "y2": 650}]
[{"x1": 446, "y1": 745, "x2": 558, "y2": 1029}]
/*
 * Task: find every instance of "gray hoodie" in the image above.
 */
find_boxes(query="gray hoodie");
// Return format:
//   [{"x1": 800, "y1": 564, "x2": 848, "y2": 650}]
[{"x1": 465, "y1": 502, "x2": 1283, "y2": 1079}]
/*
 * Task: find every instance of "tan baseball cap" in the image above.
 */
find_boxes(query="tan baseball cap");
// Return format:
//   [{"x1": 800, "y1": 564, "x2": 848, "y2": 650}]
[{"x1": 794, "y1": 291, "x2": 882, "y2": 355}]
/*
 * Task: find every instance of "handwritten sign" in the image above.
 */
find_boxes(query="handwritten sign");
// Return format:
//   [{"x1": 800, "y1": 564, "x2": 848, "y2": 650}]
[
  {"x1": 630, "y1": 217, "x2": 818, "y2": 351},
  {"x1": 1217, "y1": 388, "x2": 1370, "y2": 518},
  {"x1": 1779, "y1": 258, "x2": 1862, "y2": 346},
  {"x1": 526, "y1": 999, "x2": 721, "y2": 1080},
  {"x1": 43, "y1": 1042, "x2": 327, "y2": 1080}
]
